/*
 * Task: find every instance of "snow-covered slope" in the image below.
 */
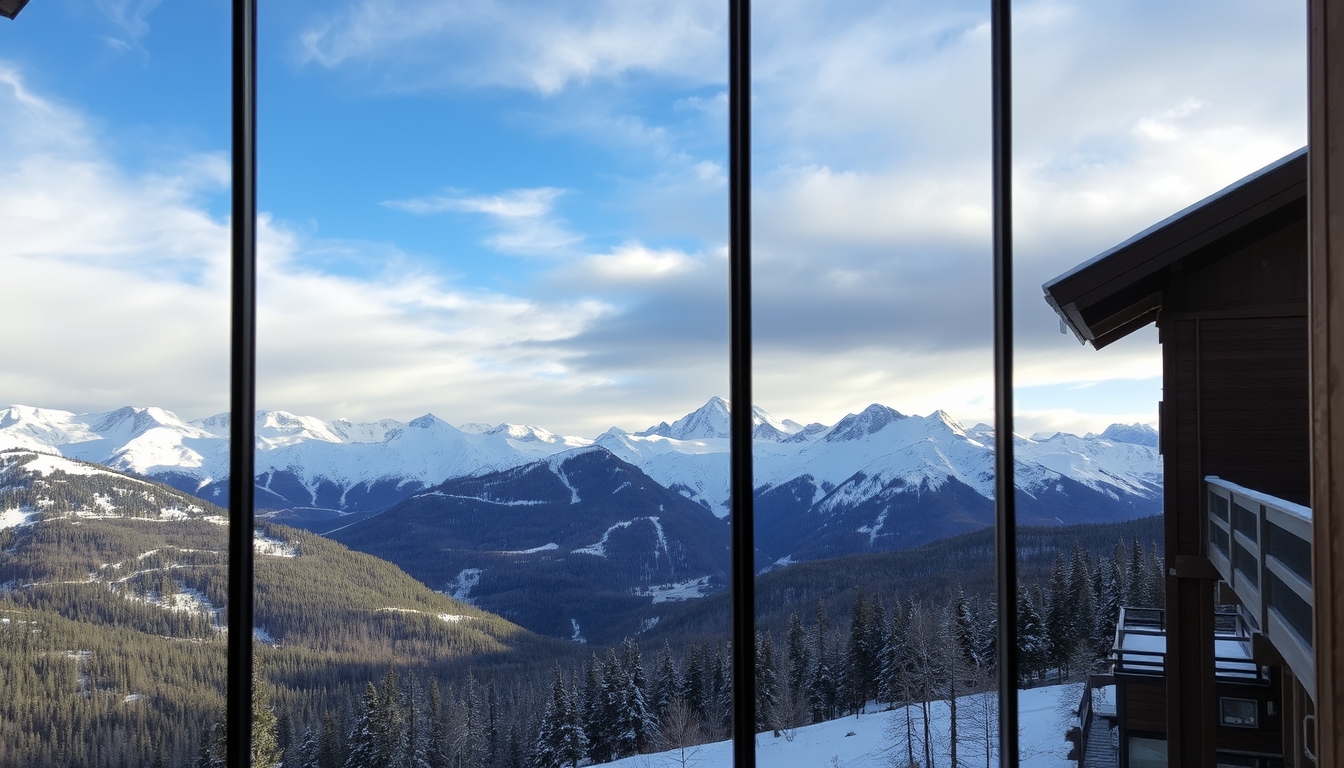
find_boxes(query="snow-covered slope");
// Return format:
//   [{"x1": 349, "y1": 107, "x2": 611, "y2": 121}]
[
  {"x1": 0, "y1": 400, "x2": 1160, "y2": 542},
  {"x1": 594, "y1": 683, "x2": 1079, "y2": 768}
]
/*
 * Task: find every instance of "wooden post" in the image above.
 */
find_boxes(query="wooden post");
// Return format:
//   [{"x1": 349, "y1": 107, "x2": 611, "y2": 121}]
[{"x1": 1309, "y1": 0, "x2": 1344, "y2": 764}]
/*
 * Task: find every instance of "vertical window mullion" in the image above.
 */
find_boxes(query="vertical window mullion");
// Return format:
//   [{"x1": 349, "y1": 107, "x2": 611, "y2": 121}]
[
  {"x1": 227, "y1": 0, "x2": 258, "y2": 764},
  {"x1": 729, "y1": 1, "x2": 757, "y2": 766},
  {"x1": 992, "y1": 0, "x2": 1019, "y2": 763}
]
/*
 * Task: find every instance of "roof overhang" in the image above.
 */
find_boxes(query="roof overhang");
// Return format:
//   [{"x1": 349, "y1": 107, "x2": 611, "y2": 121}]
[
  {"x1": 1043, "y1": 147, "x2": 1307, "y2": 349},
  {"x1": 0, "y1": 0, "x2": 32, "y2": 20}
]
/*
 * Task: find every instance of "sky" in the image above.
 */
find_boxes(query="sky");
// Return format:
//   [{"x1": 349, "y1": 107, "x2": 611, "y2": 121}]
[{"x1": 0, "y1": 0, "x2": 1307, "y2": 437}]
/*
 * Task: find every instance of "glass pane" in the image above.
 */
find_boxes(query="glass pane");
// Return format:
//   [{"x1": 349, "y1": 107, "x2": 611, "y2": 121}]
[
  {"x1": 258, "y1": 1, "x2": 730, "y2": 766},
  {"x1": 750, "y1": 2, "x2": 998, "y2": 765},
  {"x1": 1023, "y1": 0, "x2": 1305, "y2": 764},
  {"x1": 0, "y1": 3, "x2": 231, "y2": 766}
]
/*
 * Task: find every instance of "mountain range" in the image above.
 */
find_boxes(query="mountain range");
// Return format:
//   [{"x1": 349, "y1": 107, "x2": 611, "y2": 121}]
[
  {"x1": 0, "y1": 398, "x2": 1160, "y2": 519},
  {"x1": 0, "y1": 398, "x2": 1159, "y2": 640}
]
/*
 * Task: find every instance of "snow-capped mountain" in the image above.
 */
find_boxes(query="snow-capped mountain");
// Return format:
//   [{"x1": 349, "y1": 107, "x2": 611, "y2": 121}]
[
  {"x1": 0, "y1": 398, "x2": 1161, "y2": 557},
  {"x1": 0, "y1": 405, "x2": 591, "y2": 516},
  {"x1": 328, "y1": 445, "x2": 728, "y2": 644}
]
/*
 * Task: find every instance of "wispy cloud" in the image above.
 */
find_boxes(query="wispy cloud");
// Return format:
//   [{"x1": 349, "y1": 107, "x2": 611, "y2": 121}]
[
  {"x1": 298, "y1": 0, "x2": 724, "y2": 95},
  {"x1": 94, "y1": 0, "x2": 164, "y2": 53},
  {"x1": 383, "y1": 187, "x2": 582, "y2": 256}
]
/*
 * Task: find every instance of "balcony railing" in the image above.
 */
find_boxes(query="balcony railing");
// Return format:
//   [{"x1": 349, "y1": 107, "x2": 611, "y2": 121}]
[
  {"x1": 1112, "y1": 605, "x2": 1266, "y2": 682},
  {"x1": 1206, "y1": 476, "x2": 1315, "y2": 700}
]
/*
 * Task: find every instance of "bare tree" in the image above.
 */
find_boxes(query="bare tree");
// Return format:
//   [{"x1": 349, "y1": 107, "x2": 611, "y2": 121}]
[{"x1": 652, "y1": 698, "x2": 705, "y2": 768}]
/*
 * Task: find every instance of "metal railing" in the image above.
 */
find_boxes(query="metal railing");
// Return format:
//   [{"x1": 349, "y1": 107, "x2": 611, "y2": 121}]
[
  {"x1": 1111, "y1": 606, "x2": 1266, "y2": 682},
  {"x1": 1206, "y1": 476, "x2": 1315, "y2": 701}
]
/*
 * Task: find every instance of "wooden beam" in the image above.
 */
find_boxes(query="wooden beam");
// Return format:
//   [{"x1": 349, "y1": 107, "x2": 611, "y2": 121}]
[{"x1": 1309, "y1": 0, "x2": 1344, "y2": 763}]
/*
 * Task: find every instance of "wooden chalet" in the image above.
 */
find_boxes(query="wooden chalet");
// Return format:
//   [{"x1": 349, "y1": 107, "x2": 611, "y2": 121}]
[{"x1": 1044, "y1": 148, "x2": 1314, "y2": 767}]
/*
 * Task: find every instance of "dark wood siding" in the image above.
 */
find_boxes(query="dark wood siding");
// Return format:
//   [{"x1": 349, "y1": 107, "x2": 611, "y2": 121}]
[{"x1": 1156, "y1": 210, "x2": 1306, "y2": 766}]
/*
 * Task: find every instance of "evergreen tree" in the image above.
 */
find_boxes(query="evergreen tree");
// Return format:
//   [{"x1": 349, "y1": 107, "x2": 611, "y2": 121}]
[
  {"x1": 615, "y1": 638, "x2": 654, "y2": 755},
  {"x1": 317, "y1": 710, "x2": 343, "y2": 768},
  {"x1": 1018, "y1": 584, "x2": 1050, "y2": 683},
  {"x1": 784, "y1": 612, "x2": 809, "y2": 710},
  {"x1": 251, "y1": 672, "x2": 284, "y2": 768},
  {"x1": 533, "y1": 666, "x2": 586, "y2": 768},
  {"x1": 755, "y1": 631, "x2": 779, "y2": 732},
  {"x1": 1044, "y1": 553, "x2": 1077, "y2": 676},
  {"x1": 840, "y1": 590, "x2": 876, "y2": 713},
  {"x1": 581, "y1": 655, "x2": 610, "y2": 764},
  {"x1": 649, "y1": 642, "x2": 679, "y2": 720}
]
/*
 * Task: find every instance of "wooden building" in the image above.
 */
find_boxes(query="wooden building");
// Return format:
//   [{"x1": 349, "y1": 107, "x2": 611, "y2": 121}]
[{"x1": 1045, "y1": 148, "x2": 1314, "y2": 767}]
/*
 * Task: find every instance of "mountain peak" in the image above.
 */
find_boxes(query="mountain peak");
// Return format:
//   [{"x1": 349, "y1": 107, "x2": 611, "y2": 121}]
[
  {"x1": 823, "y1": 404, "x2": 905, "y2": 442},
  {"x1": 1097, "y1": 422, "x2": 1158, "y2": 447},
  {"x1": 635, "y1": 397, "x2": 731, "y2": 440}
]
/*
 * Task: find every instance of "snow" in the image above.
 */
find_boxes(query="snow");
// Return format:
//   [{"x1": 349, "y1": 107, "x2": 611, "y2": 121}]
[
  {"x1": 633, "y1": 576, "x2": 713, "y2": 603},
  {"x1": 575, "y1": 518, "x2": 664, "y2": 558},
  {"x1": 570, "y1": 618, "x2": 586, "y2": 643},
  {"x1": 593, "y1": 684, "x2": 1078, "y2": 767},
  {"x1": 378, "y1": 607, "x2": 470, "y2": 625},
  {"x1": 254, "y1": 626, "x2": 276, "y2": 644},
  {"x1": 254, "y1": 533, "x2": 297, "y2": 558},
  {"x1": 0, "y1": 508, "x2": 37, "y2": 530},
  {"x1": 494, "y1": 542, "x2": 559, "y2": 555},
  {"x1": 419, "y1": 491, "x2": 546, "y2": 507},
  {"x1": 445, "y1": 568, "x2": 482, "y2": 603},
  {"x1": 0, "y1": 400, "x2": 1161, "y2": 527}
]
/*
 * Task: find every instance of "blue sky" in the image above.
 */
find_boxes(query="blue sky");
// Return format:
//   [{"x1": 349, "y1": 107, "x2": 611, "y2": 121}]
[{"x1": 0, "y1": 0, "x2": 1306, "y2": 436}]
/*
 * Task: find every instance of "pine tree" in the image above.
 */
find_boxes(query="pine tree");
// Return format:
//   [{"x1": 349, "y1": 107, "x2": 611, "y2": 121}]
[
  {"x1": 649, "y1": 642, "x2": 678, "y2": 720},
  {"x1": 615, "y1": 638, "x2": 654, "y2": 755},
  {"x1": 755, "y1": 631, "x2": 779, "y2": 732},
  {"x1": 785, "y1": 612, "x2": 809, "y2": 710},
  {"x1": 317, "y1": 710, "x2": 342, "y2": 768},
  {"x1": 581, "y1": 655, "x2": 609, "y2": 764},
  {"x1": 1044, "y1": 553, "x2": 1076, "y2": 677},
  {"x1": 1018, "y1": 584, "x2": 1051, "y2": 684},
  {"x1": 534, "y1": 666, "x2": 586, "y2": 768},
  {"x1": 840, "y1": 590, "x2": 874, "y2": 714},
  {"x1": 251, "y1": 672, "x2": 284, "y2": 768}
]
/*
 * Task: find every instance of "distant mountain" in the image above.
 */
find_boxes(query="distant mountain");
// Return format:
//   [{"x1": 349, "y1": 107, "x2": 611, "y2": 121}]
[
  {"x1": 328, "y1": 446, "x2": 729, "y2": 645},
  {"x1": 0, "y1": 399, "x2": 1161, "y2": 574}
]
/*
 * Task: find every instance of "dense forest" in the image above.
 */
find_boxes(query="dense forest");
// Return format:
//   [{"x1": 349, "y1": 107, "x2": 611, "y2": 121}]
[{"x1": 0, "y1": 450, "x2": 1165, "y2": 767}]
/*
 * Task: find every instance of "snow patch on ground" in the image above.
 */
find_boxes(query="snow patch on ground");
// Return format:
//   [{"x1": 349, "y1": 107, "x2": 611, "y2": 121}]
[
  {"x1": 594, "y1": 684, "x2": 1077, "y2": 768},
  {"x1": 573, "y1": 520, "x2": 636, "y2": 557},
  {"x1": 378, "y1": 607, "x2": 470, "y2": 624},
  {"x1": 254, "y1": 626, "x2": 276, "y2": 644},
  {"x1": 445, "y1": 568, "x2": 482, "y2": 603},
  {"x1": 494, "y1": 542, "x2": 559, "y2": 555},
  {"x1": 0, "y1": 508, "x2": 37, "y2": 530},
  {"x1": 254, "y1": 532, "x2": 297, "y2": 558},
  {"x1": 419, "y1": 491, "x2": 546, "y2": 506},
  {"x1": 633, "y1": 576, "x2": 713, "y2": 603},
  {"x1": 570, "y1": 618, "x2": 586, "y2": 643},
  {"x1": 123, "y1": 694, "x2": 144, "y2": 704}
]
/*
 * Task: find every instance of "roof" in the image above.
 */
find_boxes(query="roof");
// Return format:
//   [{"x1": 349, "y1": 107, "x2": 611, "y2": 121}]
[
  {"x1": 1043, "y1": 147, "x2": 1307, "y2": 349},
  {"x1": 1, "y1": 0, "x2": 32, "y2": 20}
]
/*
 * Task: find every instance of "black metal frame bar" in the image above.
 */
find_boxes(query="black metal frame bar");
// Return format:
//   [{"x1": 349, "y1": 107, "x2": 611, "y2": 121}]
[
  {"x1": 218, "y1": 4, "x2": 1016, "y2": 767},
  {"x1": 728, "y1": 1, "x2": 757, "y2": 766},
  {"x1": 991, "y1": 0, "x2": 1019, "y2": 763},
  {"x1": 227, "y1": 0, "x2": 257, "y2": 764}
]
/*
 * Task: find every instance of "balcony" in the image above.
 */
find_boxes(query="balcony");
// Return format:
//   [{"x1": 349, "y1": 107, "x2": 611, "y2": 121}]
[
  {"x1": 1112, "y1": 606, "x2": 1267, "y2": 683},
  {"x1": 1206, "y1": 476, "x2": 1315, "y2": 700}
]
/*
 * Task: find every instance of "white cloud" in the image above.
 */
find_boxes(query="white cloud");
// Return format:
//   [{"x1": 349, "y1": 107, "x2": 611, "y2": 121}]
[
  {"x1": 383, "y1": 187, "x2": 581, "y2": 256},
  {"x1": 298, "y1": 0, "x2": 725, "y2": 95},
  {"x1": 94, "y1": 0, "x2": 165, "y2": 51},
  {"x1": 0, "y1": 69, "x2": 617, "y2": 427}
]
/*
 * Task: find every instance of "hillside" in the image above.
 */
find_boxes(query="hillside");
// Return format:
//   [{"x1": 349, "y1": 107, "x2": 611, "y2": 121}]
[
  {"x1": 0, "y1": 449, "x2": 571, "y2": 767},
  {"x1": 329, "y1": 446, "x2": 730, "y2": 645}
]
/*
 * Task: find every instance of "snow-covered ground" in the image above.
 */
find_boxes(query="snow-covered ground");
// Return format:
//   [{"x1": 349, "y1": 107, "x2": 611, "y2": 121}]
[{"x1": 594, "y1": 684, "x2": 1078, "y2": 768}]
